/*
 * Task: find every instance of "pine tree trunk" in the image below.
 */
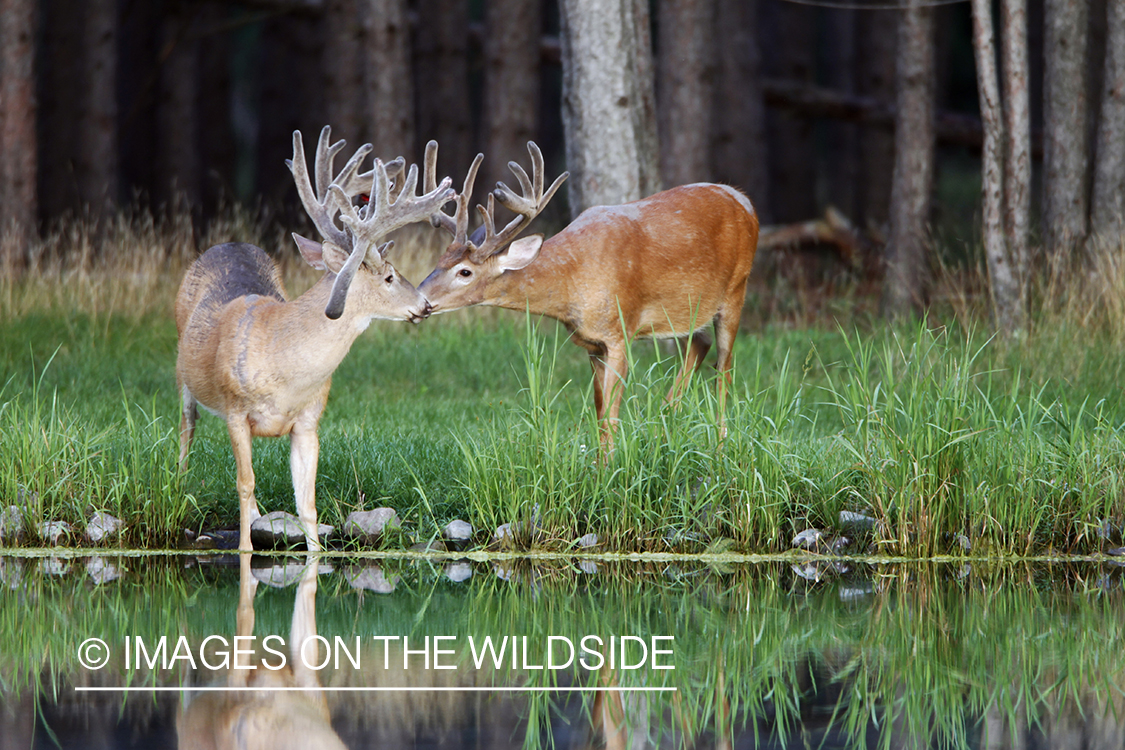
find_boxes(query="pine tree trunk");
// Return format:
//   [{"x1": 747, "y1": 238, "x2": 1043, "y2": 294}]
[
  {"x1": 710, "y1": 0, "x2": 767, "y2": 218},
  {"x1": 973, "y1": 0, "x2": 1023, "y2": 333},
  {"x1": 415, "y1": 0, "x2": 472, "y2": 183},
  {"x1": 657, "y1": 0, "x2": 715, "y2": 187},
  {"x1": 1091, "y1": 0, "x2": 1125, "y2": 250},
  {"x1": 1042, "y1": 0, "x2": 1090, "y2": 257},
  {"x1": 324, "y1": 0, "x2": 364, "y2": 147},
  {"x1": 559, "y1": 0, "x2": 661, "y2": 217},
  {"x1": 157, "y1": 7, "x2": 200, "y2": 210},
  {"x1": 364, "y1": 0, "x2": 415, "y2": 162},
  {"x1": 1001, "y1": 0, "x2": 1031, "y2": 285},
  {"x1": 0, "y1": 0, "x2": 37, "y2": 268},
  {"x1": 823, "y1": 7, "x2": 859, "y2": 221},
  {"x1": 881, "y1": 2, "x2": 935, "y2": 318},
  {"x1": 482, "y1": 0, "x2": 541, "y2": 197},
  {"x1": 855, "y1": 9, "x2": 897, "y2": 231},
  {"x1": 80, "y1": 0, "x2": 119, "y2": 216}
]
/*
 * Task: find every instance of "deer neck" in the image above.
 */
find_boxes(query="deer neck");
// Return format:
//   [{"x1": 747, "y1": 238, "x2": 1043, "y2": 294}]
[{"x1": 487, "y1": 239, "x2": 575, "y2": 323}]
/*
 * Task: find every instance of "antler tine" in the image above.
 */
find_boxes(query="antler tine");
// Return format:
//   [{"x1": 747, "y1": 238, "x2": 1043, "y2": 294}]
[
  {"x1": 338, "y1": 157, "x2": 456, "y2": 248},
  {"x1": 455, "y1": 153, "x2": 484, "y2": 244},
  {"x1": 337, "y1": 155, "x2": 405, "y2": 201},
  {"x1": 424, "y1": 141, "x2": 458, "y2": 235},
  {"x1": 314, "y1": 126, "x2": 347, "y2": 200},
  {"x1": 288, "y1": 130, "x2": 349, "y2": 250},
  {"x1": 472, "y1": 141, "x2": 568, "y2": 262}
]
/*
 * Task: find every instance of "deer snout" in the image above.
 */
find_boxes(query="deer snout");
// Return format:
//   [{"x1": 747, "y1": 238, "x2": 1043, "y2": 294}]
[{"x1": 409, "y1": 300, "x2": 433, "y2": 324}]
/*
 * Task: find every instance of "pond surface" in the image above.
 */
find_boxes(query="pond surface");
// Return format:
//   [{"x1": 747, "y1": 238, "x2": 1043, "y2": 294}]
[{"x1": 1, "y1": 552, "x2": 1123, "y2": 749}]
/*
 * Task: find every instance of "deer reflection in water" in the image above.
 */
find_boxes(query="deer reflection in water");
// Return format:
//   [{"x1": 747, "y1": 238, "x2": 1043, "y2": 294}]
[{"x1": 176, "y1": 554, "x2": 346, "y2": 750}]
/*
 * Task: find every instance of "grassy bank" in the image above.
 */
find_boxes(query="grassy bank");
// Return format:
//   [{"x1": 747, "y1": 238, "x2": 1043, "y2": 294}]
[{"x1": 2, "y1": 218, "x2": 1125, "y2": 555}]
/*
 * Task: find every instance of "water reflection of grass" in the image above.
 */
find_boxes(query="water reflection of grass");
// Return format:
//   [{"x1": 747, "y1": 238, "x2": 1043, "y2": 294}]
[{"x1": 2, "y1": 558, "x2": 1123, "y2": 749}]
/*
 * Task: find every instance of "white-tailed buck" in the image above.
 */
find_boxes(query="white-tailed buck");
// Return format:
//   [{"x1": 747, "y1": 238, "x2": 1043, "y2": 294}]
[
  {"x1": 176, "y1": 126, "x2": 455, "y2": 551},
  {"x1": 418, "y1": 142, "x2": 760, "y2": 450}
]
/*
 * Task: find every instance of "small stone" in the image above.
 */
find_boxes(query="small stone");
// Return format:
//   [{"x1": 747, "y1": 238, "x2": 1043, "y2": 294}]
[
  {"x1": 1107, "y1": 547, "x2": 1125, "y2": 557},
  {"x1": 443, "y1": 520, "x2": 473, "y2": 541},
  {"x1": 0, "y1": 558, "x2": 24, "y2": 589},
  {"x1": 955, "y1": 534, "x2": 971, "y2": 552},
  {"x1": 791, "y1": 563, "x2": 822, "y2": 582},
  {"x1": 576, "y1": 533, "x2": 599, "y2": 549},
  {"x1": 828, "y1": 536, "x2": 851, "y2": 554},
  {"x1": 85, "y1": 512, "x2": 124, "y2": 543},
  {"x1": 493, "y1": 523, "x2": 514, "y2": 543},
  {"x1": 838, "y1": 585, "x2": 873, "y2": 601},
  {"x1": 346, "y1": 566, "x2": 397, "y2": 593},
  {"x1": 252, "y1": 559, "x2": 332, "y2": 588},
  {"x1": 86, "y1": 556, "x2": 123, "y2": 584},
  {"x1": 411, "y1": 539, "x2": 447, "y2": 553},
  {"x1": 0, "y1": 506, "x2": 24, "y2": 543},
  {"x1": 343, "y1": 508, "x2": 400, "y2": 543},
  {"x1": 38, "y1": 521, "x2": 72, "y2": 545},
  {"x1": 39, "y1": 557, "x2": 70, "y2": 577},
  {"x1": 838, "y1": 510, "x2": 878, "y2": 532},
  {"x1": 578, "y1": 560, "x2": 598, "y2": 575},
  {"x1": 445, "y1": 562, "x2": 473, "y2": 583},
  {"x1": 250, "y1": 511, "x2": 332, "y2": 548},
  {"x1": 792, "y1": 528, "x2": 822, "y2": 550}
]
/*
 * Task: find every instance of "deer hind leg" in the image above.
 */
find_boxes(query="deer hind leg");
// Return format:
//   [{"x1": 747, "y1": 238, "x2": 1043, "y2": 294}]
[
  {"x1": 594, "y1": 342, "x2": 629, "y2": 455},
  {"x1": 290, "y1": 424, "x2": 322, "y2": 552},
  {"x1": 226, "y1": 416, "x2": 259, "y2": 552},
  {"x1": 714, "y1": 286, "x2": 749, "y2": 438},
  {"x1": 177, "y1": 383, "x2": 198, "y2": 472},
  {"x1": 666, "y1": 330, "x2": 713, "y2": 406}
]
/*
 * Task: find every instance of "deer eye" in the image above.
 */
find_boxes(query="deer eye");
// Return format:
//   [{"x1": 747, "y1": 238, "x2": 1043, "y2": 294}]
[
  {"x1": 458, "y1": 268, "x2": 472, "y2": 278},
  {"x1": 384, "y1": 273, "x2": 394, "y2": 284}
]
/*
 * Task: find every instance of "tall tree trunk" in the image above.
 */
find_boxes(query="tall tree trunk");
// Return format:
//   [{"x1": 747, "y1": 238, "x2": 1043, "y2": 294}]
[
  {"x1": 364, "y1": 0, "x2": 415, "y2": 163},
  {"x1": 973, "y1": 0, "x2": 1023, "y2": 333},
  {"x1": 198, "y1": 2, "x2": 233, "y2": 216},
  {"x1": 710, "y1": 0, "x2": 767, "y2": 219},
  {"x1": 80, "y1": 0, "x2": 119, "y2": 217},
  {"x1": 761, "y1": 0, "x2": 816, "y2": 223},
  {"x1": 157, "y1": 5, "x2": 200, "y2": 211},
  {"x1": 1042, "y1": 0, "x2": 1090, "y2": 257},
  {"x1": 482, "y1": 0, "x2": 541, "y2": 198},
  {"x1": 559, "y1": 0, "x2": 661, "y2": 217},
  {"x1": 855, "y1": 9, "x2": 897, "y2": 231},
  {"x1": 0, "y1": 0, "x2": 37, "y2": 269},
  {"x1": 823, "y1": 6, "x2": 859, "y2": 221},
  {"x1": 881, "y1": 2, "x2": 935, "y2": 318},
  {"x1": 1002, "y1": 0, "x2": 1031, "y2": 288},
  {"x1": 415, "y1": 0, "x2": 472, "y2": 187},
  {"x1": 657, "y1": 0, "x2": 715, "y2": 187},
  {"x1": 324, "y1": 0, "x2": 364, "y2": 147},
  {"x1": 1091, "y1": 0, "x2": 1125, "y2": 250}
]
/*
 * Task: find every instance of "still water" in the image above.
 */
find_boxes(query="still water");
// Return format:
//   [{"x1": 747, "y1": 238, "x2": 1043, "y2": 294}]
[{"x1": 0, "y1": 552, "x2": 1122, "y2": 749}]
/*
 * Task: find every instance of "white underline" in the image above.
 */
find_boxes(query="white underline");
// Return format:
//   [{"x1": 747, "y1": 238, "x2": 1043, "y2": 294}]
[{"x1": 75, "y1": 686, "x2": 677, "y2": 693}]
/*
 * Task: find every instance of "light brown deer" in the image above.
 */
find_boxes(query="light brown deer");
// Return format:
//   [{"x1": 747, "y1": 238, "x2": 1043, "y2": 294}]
[
  {"x1": 418, "y1": 142, "x2": 759, "y2": 450},
  {"x1": 176, "y1": 126, "x2": 455, "y2": 551}
]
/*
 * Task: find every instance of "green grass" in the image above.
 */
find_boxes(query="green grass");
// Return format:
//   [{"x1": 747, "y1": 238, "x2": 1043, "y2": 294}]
[{"x1": 3, "y1": 216, "x2": 1125, "y2": 555}]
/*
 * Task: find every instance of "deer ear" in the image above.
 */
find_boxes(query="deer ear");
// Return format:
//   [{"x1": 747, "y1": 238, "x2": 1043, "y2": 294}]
[
  {"x1": 497, "y1": 234, "x2": 543, "y2": 272},
  {"x1": 292, "y1": 233, "x2": 327, "y2": 270}
]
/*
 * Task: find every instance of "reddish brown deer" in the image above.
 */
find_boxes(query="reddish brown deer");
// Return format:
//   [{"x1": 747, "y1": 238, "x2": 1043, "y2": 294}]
[
  {"x1": 176, "y1": 127, "x2": 455, "y2": 551},
  {"x1": 418, "y1": 142, "x2": 760, "y2": 450}
]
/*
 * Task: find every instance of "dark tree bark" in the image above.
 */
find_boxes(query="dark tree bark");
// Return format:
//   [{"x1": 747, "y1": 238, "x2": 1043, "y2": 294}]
[
  {"x1": 1091, "y1": 0, "x2": 1125, "y2": 250},
  {"x1": 324, "y1": 0, "x2": 365, "y2": 147},
  {"x1": 415, "y1": 0, "x2": 472, "y2": 186},
  {"x1": 364, "y1": 0, "x2": 415, "y2": 163},
  {"x1": 1042, "y1": 0, "x2": 1090, "y2": 257},
  {"x1": 881, "y1": 2, "x2": 935, "y2": 318},
  {"x1": 657, "y1": 0, "x2": 715, "y2": 187},
  {"x1": 710, "y1": 0, "x2": 767, "y2": 218},
  {"x1": 823, "y1": 6, "x2": 859, "y2": 221},
  {"x1": 0, "y1": 0, "x2": 37, "y2": 268},
  {"x1": 79, "y1": 0, "x2": 119, "y2": 216},
  {"x1": 855, "y1": 9, "x2": 897, "y2": 231},
  {"x1": 197, "y1": 2, "x2": 234, "y2": 215},
  {"x1": 157, "y1": 4, "x2": 201, "y2": 210},
  {"x1": 559, "y1": 0, "x2": 661, "y2": 217},
  {"x1": 761, "y1": 0, "x2": 816, "y2": 223},
  {"x1": 482, "y1": 0, "x2": 542, "y2": 197}
]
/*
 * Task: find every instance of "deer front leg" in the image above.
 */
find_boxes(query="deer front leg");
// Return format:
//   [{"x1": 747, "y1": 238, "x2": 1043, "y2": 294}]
[
  {"x1": 290, "y1": 424, "x2": 322, "y2": 552},
  {"x1": 226, "y1": 416, "x2": 258, "y2": 552},
  {"x1": 667, "y1": 331, "x2": 712, "y2": 406}
]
